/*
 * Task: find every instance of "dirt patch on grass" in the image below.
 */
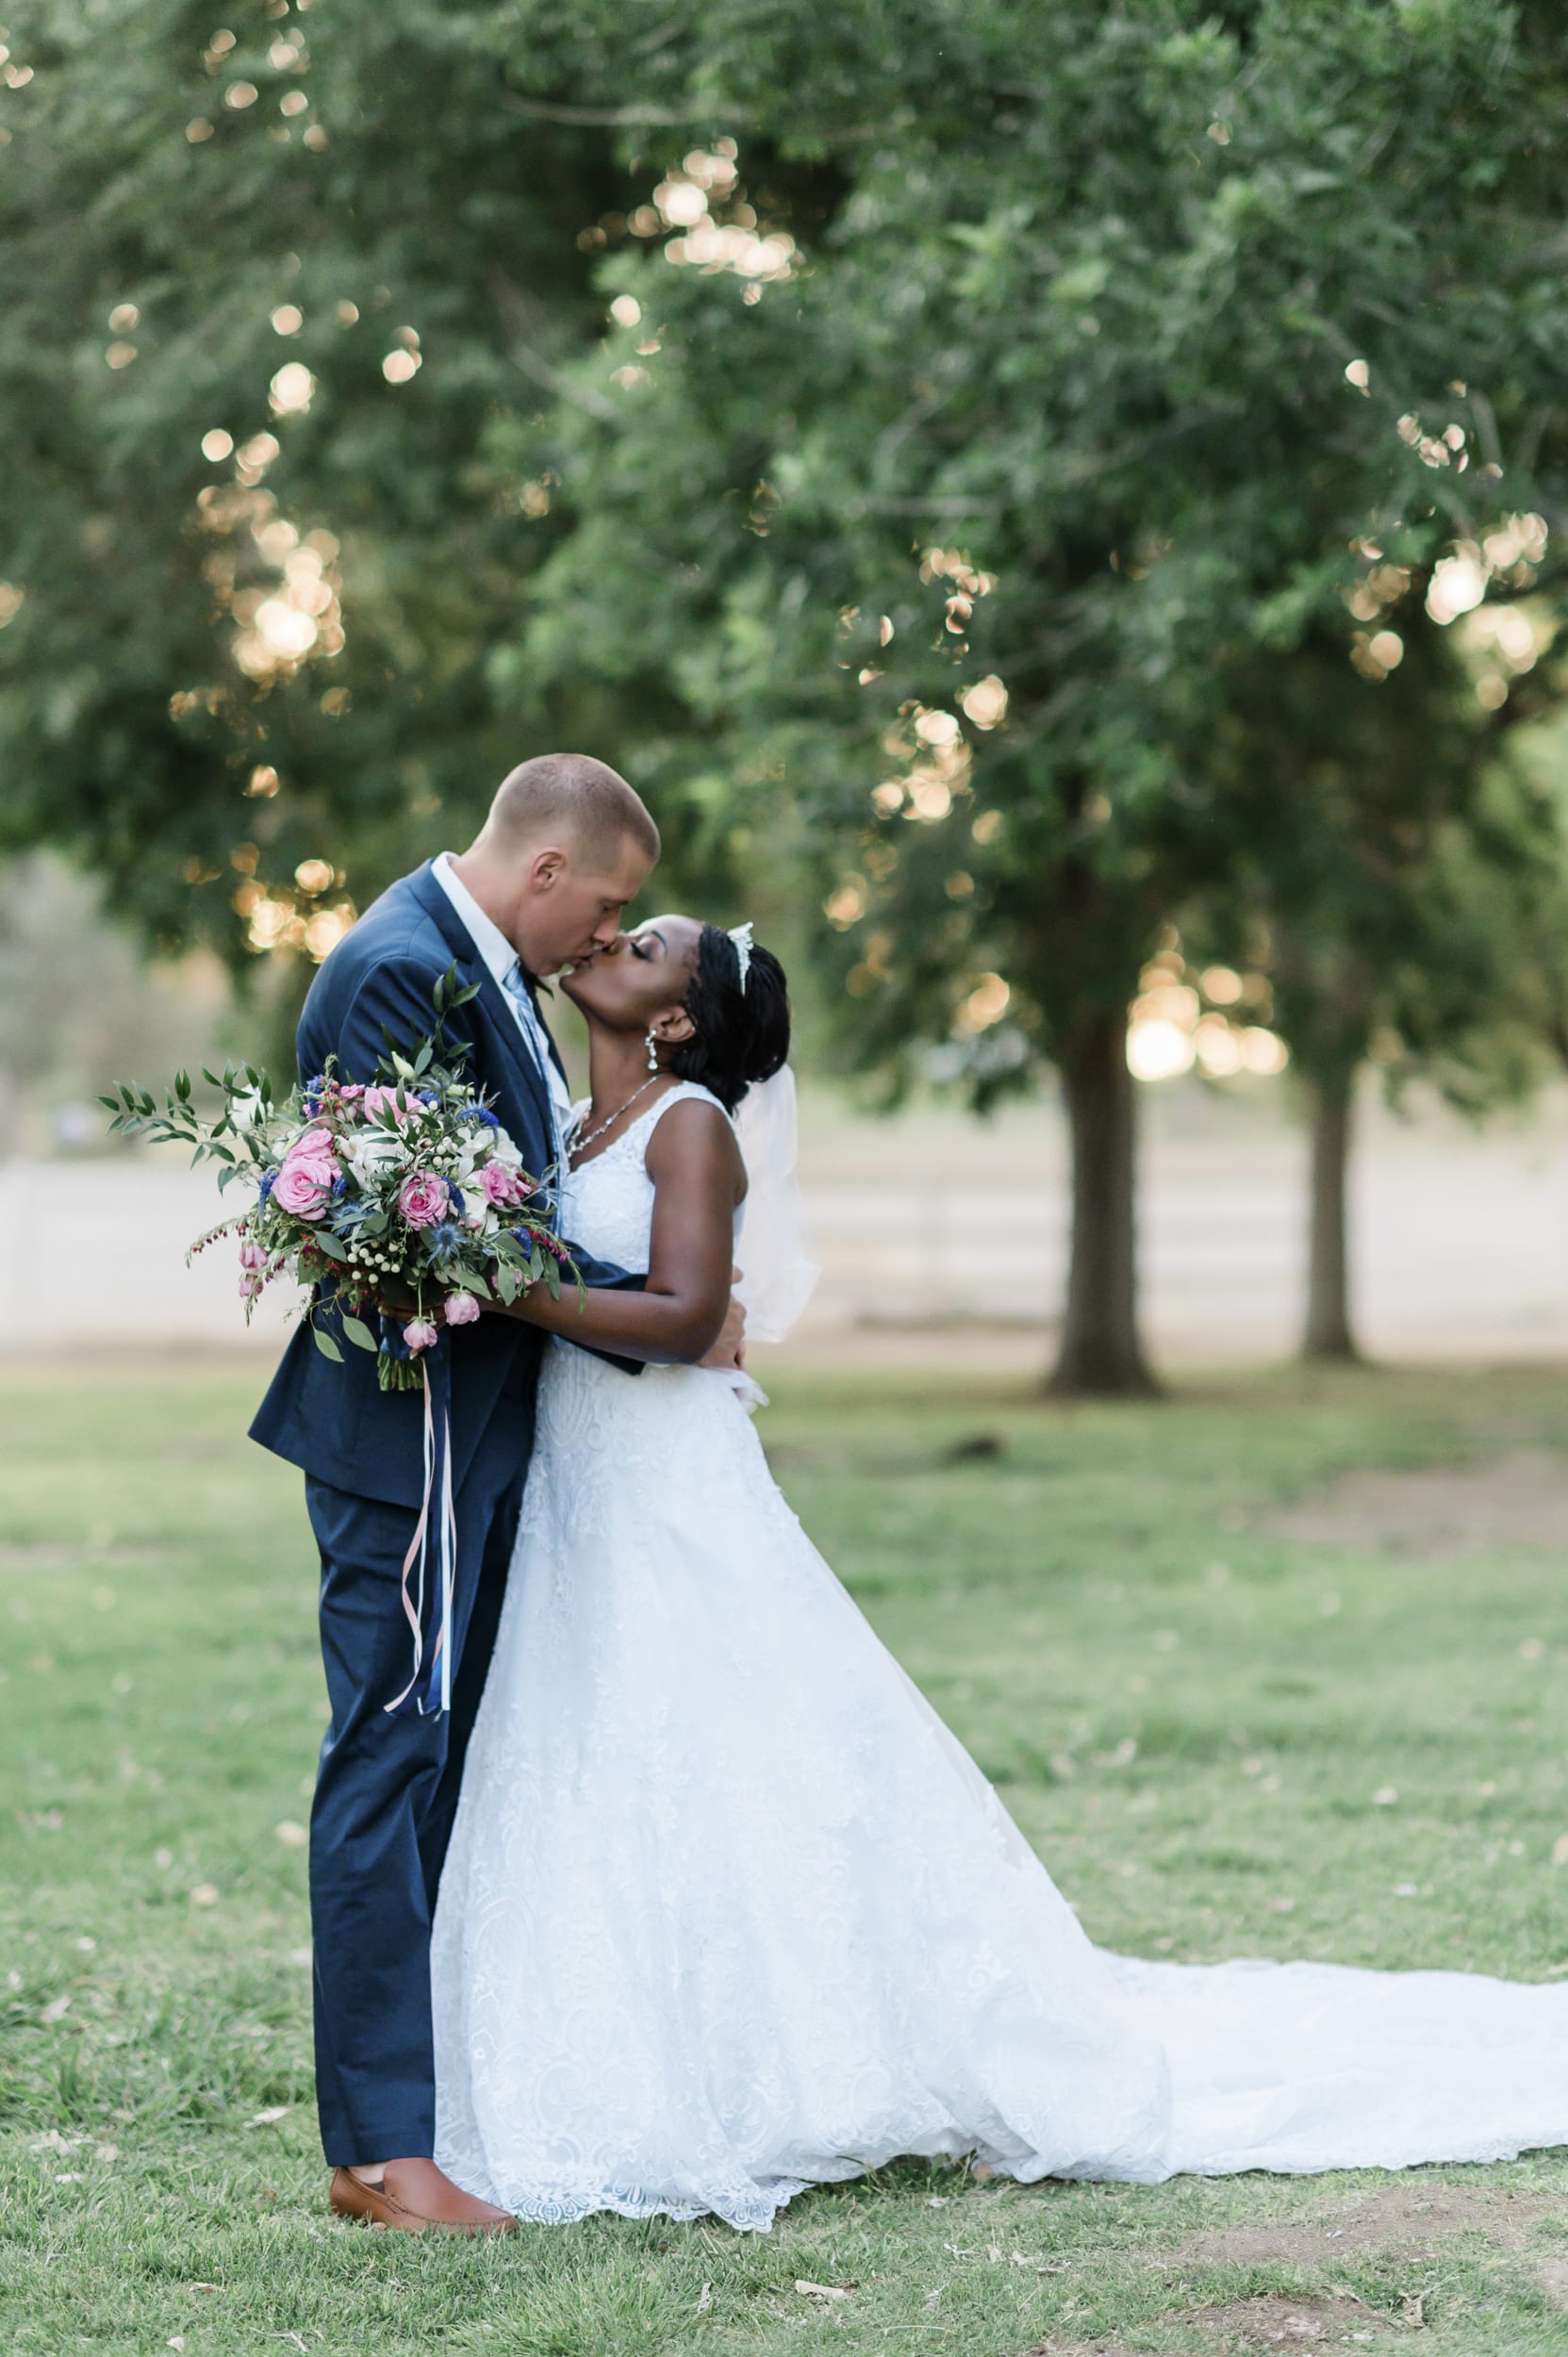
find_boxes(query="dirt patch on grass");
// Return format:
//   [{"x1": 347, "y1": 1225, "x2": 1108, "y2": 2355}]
[
  {"x1": 1534, "y1": 2250, "x2": 1568, "y2": 2307},
  {"x1": 1183, "y1": 2182, "x2": 1542, "y2": 2267},
  {"x1": 1267, "y1": 1449, "x2": 1568, "y2": 1557},
  {"x1": 1024, "y1": 2187, "x2": 1554, "y2": 2355},
  {"x1": 1022, "y1": 2291, "x2": 1408, "y2": 2357},
  {"x1": 1018, "y1": 2346, "x2": 1142, "y2": 2357},
  {"x1": 1020, "y1": 2312, "x2": 1387, "y2": 2357},
  {"x1": 1018, "y1": 2182, "x2": 1554, "y2": 2357},
  {"x1": 1188, "y1": 2291, "x2": 1401, "y2": 2346},
  {"x1": 1018, "y1": 2342, "x2": 1149, "y2": 2357}
]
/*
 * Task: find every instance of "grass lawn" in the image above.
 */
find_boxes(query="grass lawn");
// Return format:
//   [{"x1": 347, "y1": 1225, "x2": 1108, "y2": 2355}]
[{"x1": 7, "y1": 1355, "x2": 1568, "y2": 2354}]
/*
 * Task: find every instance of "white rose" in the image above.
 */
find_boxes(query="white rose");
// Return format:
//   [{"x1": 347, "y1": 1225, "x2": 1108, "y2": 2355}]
[{"x1": 343, "y1": 1129, "x2": 406, "y2": 1181}]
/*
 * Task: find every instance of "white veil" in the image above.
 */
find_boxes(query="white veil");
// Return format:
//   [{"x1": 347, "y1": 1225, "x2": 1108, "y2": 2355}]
[{"x1": 732, "y1": 1064, "x2": 819, "y2": 1345}]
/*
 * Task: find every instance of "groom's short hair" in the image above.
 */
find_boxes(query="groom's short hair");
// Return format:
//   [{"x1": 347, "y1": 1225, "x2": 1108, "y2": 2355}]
[{"x1": 481, "y1": 753, "x2": 659, "y2": 869}]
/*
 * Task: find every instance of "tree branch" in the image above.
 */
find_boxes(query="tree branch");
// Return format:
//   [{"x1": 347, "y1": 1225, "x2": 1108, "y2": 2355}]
[
  {"x1": 497, "y1": 92, "x2": 689, "y2": 128},
  {"x1": 848, "y1": 495, "x2": 1006, "y2": 517},
  {"x1": 494, "y1": 86, "x2": 897, "y2": 143},
  {"x1": 491, "y1": 276, "x2": 617, "y2": 421}
]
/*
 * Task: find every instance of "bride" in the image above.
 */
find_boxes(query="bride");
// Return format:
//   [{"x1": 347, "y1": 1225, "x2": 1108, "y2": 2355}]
[{"x1": 430, "y1": 915, "x2": 1568, "y2": 2233}]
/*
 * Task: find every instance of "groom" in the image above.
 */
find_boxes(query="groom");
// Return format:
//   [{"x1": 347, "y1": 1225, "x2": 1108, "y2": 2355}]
[{"x1": 252, "y1": 753, "x2": 742, "y2": 2233}]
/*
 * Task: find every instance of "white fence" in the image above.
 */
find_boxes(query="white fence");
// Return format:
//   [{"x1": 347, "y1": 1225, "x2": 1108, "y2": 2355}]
[{"x1": 7, "y1": 1087, "x2": 1568, "y2": 1364}]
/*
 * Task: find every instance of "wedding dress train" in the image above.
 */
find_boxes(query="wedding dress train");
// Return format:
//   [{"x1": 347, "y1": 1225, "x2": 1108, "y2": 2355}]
[{"x1": 430, "y1": 1083, "x2": 1568, "y2": 2231}]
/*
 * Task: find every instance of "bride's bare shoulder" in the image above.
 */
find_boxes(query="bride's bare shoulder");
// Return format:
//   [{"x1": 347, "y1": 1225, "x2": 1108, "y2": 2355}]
[{"x1": 644, "y1": 1088, "x2": 746, "y2": 1200}]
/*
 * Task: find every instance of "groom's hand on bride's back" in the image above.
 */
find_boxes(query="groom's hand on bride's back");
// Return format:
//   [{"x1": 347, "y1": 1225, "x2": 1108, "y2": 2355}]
[{"x1": 698, "y1": 1269, "x2": 747, "y2": 1370}]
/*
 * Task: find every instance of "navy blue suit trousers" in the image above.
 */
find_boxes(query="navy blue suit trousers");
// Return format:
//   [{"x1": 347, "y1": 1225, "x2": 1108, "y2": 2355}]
[{"x1": 306, "y1": 1384, "x2": 529, "y2": 2165}]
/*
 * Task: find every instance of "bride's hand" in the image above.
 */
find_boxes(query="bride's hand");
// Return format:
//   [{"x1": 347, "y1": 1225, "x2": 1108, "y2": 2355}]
[{"x1": 698, "y1": 1271, "x2": 747, "y2": 1370}]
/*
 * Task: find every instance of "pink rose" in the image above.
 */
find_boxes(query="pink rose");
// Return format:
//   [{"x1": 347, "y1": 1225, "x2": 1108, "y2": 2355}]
[
  {"x1": 480, "y1": 1162, "x2": 531, "y2": 1207},
  {"x1": 403, "y1": 1317, "x2": 439, "y2": 1354},
  {"x1": 398, "y1": 1170, "x2": 450, "y2": 1228},
  {"x1": 272, "y1": 1153, "x2": 335, "y2": 1219},
  {"x1": 277, "y1": 1124, "x2": 338, "y2": 1179},
  {"x1": 287, "y1": 1123, "x2": 338, "y2": 1160},
  {"x1": 443, "y1": 1292, "x2": 482, "y2": 1327},
  {"x1": 362, "y1": 1085, "x2": 413, "y2": 1123},
  {"x1": 285, "y1": 1128, "x2": 336, "y2": 1163}
]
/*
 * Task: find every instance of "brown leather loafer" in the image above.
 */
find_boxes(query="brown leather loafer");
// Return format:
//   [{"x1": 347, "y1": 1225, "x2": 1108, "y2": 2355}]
[
  {"x1": 329, "y1": 2159, "x2": 515, "y2": 2235},
  {"x1": 330, "y1": 2167, "x2": 428, "y2": 2233}
]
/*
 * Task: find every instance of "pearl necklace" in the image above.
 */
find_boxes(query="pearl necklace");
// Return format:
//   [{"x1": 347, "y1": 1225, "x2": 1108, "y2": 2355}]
[{"x1": 566, "y1": 1074, "x2": 666, "y2": 1163}]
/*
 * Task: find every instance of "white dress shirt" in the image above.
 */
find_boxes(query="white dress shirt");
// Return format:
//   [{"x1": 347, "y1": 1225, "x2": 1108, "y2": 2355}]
[{"x1": 431, "y1": 851, "x2": 571, "y2": 1156}]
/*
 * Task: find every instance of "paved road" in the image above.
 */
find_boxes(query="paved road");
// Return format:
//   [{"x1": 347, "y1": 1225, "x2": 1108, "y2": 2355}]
[{"x1": 9, "y1": 1085, "x2": 1568, "y2": 1366}]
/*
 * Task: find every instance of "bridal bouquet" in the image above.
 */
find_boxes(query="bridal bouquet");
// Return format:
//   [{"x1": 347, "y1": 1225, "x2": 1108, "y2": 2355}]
[{"x1": 102, "y1": 967, "x2": 578, "y2": 1391}]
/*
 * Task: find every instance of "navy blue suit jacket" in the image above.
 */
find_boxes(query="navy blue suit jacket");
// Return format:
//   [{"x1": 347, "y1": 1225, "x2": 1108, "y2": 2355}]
[{"x1": 249, "y1": 861, "x2": 640, "y2": 1509}]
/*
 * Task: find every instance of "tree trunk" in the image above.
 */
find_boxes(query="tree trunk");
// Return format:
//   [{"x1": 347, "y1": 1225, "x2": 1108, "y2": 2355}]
[
  {"x1": 1302, "y1": 1070, "x2": 1360, "y2": 1361},
  {"x1": 1048, "y1": 1008, "x2": 1158, "y2": 1396}
]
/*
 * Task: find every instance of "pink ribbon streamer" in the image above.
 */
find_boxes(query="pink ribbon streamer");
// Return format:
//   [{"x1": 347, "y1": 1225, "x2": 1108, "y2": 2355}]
[{"x1": 383, "y1": 1359, "x2": 456, "y2": 1716}]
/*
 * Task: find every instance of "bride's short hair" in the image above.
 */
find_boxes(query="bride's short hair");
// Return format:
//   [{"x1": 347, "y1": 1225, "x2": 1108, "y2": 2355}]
[{"x1": 673, "y1": 925, "x2": 790, "y2": 1113}]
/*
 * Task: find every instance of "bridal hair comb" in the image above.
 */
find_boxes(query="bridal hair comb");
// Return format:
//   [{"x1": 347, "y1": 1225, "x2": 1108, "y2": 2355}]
[{"x1": 727, "y1": 920, "x2": 754, "y2": 989}]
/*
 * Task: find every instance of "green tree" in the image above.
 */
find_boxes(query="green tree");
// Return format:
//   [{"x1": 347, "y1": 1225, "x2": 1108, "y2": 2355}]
[
  {"x1": 7, "y1": 0, "x2": 1568, "y2": 1390},
  {"x1": 495, "y1": 0, "x2": 1568, "y2": 1390},
  {"x1": 1200, "y1": 604, "x2": 1560, "y2": 1361},
  {"x1": 0, "y1": 0, "x2": 753, "y2": 1005}
]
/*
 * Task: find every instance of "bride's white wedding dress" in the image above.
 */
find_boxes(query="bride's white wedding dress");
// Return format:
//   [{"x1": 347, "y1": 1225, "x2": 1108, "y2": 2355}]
[{"x1": 431, "y1": 1083, "x2": 1568, "y2": 2232}]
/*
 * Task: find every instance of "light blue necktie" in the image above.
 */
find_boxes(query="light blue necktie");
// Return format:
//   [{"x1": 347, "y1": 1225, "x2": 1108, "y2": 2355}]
[{"x1": 501, "y1": 959, "x2": 566, "y2": 1172}]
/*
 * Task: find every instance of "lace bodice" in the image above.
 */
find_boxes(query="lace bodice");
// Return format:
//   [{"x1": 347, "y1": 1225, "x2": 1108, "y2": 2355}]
[{"x1": 557, "y1": 1080, "x2": 735, "y2": 1277}]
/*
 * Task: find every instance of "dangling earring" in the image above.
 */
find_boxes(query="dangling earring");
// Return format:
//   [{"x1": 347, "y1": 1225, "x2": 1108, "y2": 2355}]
[{"x1": 645, "y1": 1029, "x2": 660, "y2": 1073}]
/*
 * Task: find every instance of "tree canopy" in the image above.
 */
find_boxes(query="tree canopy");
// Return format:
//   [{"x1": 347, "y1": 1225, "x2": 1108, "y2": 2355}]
[
  {"x1": 494, "y1": 0, "x2": 1568, "y2": 1379},
  {"x1": 0, "y1": 0, "x2": 691, "y2": 962},
  {"x1": 5, "y1": 0, "x2": 1567, "y2": 1382}
]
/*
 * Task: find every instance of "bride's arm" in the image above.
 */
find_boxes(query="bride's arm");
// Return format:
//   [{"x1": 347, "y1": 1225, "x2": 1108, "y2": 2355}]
[{"x1": 490, "y1": 1100, "x2": 745, "y2": 1365}]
